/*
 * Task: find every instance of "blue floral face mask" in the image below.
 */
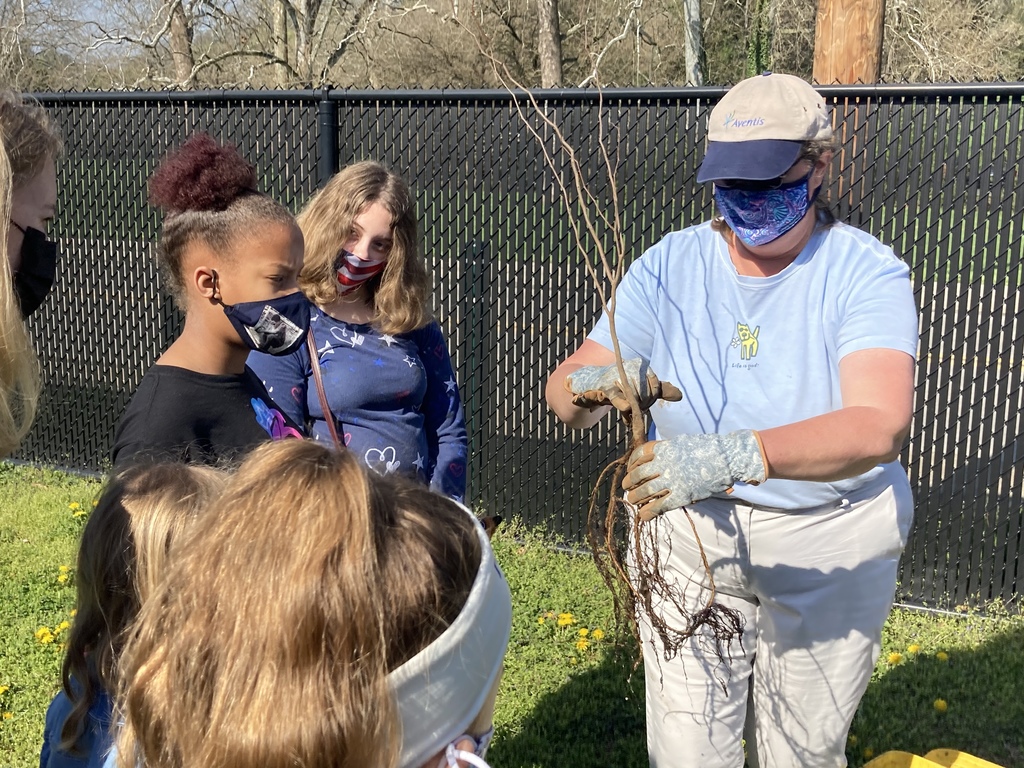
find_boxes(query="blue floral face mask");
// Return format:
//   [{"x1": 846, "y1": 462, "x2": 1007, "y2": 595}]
[{"x1": 713, "y1": 172, "x2": 819, "y2": 247}]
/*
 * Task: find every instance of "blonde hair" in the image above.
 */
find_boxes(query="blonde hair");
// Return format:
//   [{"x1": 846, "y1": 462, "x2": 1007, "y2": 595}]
[
  {"x1": 298, "y1": 161, "x2": 430, "y2": 335},
  {"x1": 0, "y1": 90, "x2": 61, "y2": 458},
  {"x1": 116, "y1": 440, "x2": 481, "y2": 768},
  {"x1": 59, "y1": 462, "x2": 224, "y2": 756}
]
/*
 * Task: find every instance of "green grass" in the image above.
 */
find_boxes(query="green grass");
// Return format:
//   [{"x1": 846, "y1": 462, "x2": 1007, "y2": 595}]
[
  {"x1": 0, "y1": 464, "x2": 101, "y2": 766},
  {"x1": 1, "y1": 464, "x2": 1022, "y2": 768}
]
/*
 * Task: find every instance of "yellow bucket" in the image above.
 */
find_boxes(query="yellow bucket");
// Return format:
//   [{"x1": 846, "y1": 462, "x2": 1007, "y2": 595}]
[
  {"x1": 922, "y1": 750, "x2": 1005, "y2": 768},
  {"x1": 862, "y1": 752, "x2": 944, "y2": 767},
  {"x1": 862, "y1": 751, "x2": 1005, "y2": 768}
]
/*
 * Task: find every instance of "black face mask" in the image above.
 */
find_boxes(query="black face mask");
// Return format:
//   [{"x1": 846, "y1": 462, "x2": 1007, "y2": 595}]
[{"x1": 11, "y1": 222, "x2": 58, "y2": 318}]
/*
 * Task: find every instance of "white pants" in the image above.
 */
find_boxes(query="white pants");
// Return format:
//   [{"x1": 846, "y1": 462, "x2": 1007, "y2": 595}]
[{"x1": 639, "y1": 475, "x2": 914, "y2": 768}]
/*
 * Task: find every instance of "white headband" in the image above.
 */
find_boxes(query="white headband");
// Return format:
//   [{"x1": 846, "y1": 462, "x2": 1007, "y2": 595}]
[{"x1": 388, "y1": 503, "x2": 513, "y2": 768}]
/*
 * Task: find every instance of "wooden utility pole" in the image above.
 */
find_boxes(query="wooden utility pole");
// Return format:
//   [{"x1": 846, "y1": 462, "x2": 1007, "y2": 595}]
[{"x1": 813, "y1": 0, "x2": 885, "y2": 83}]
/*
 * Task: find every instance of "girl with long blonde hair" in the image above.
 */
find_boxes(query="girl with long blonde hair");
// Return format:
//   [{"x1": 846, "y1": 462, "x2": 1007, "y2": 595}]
[
  {"x1": 40, "y1": 462, "x2": 225, "y2": 768},
  {"x1": 113, "y1": 439, "x2": 511, "y2": 768},
  {"x1": 0, "y1": 90, "x2": 61, "y2": 457},
  {"x1": 248, "y1": 162, "x2": 468, "y2": 501}
]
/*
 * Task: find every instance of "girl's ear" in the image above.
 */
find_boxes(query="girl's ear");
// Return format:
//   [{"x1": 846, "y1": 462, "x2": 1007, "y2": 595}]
[{"x1": 193, "y1": 266, "x2": 218, "y2": 300}]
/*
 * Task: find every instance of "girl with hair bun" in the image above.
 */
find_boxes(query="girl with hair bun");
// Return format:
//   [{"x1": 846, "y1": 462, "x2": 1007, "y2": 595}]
[
  {"x1": 111, "y1": 134, "x2": 308, "y2": 468},
  {"x1": 111, "y1": 439, "x2": 511, "y2": 768}
]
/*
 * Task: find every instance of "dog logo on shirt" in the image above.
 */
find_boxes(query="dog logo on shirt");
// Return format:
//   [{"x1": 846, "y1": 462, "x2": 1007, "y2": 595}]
[{"x1": 735, "y1": 322, "x2": 760, "y2": 360}]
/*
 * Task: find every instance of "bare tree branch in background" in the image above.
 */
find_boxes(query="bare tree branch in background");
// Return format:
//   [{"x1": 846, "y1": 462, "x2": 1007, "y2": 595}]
[
  {"x1": 0, "y1": 0, "x2": 90, "y2": 89},
  {"x1": 769, "y1": 0, "x2": 813, "y2": 81},
  {"x1": 883, "y1": 0, "x2": 1022, "y2": 82},
  {"x1": 0, "y1": 0, "x2": 27, "y2": 81},
  {"x1": 578, "y1": 0, "x2": 642, "y2": 87}
]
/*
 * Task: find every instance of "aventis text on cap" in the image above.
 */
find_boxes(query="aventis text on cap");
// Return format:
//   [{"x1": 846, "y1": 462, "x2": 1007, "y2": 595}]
[{"x1": 697, "y1": 72, "x2": 833, "y2": 182}]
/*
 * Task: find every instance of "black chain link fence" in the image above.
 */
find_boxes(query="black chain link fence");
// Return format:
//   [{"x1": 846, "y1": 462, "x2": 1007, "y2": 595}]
[{"x1": 17, "y1": 85, "x2": 1023, "y2": 610}]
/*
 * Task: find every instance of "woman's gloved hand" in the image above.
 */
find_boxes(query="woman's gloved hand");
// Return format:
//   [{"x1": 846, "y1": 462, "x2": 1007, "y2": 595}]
[
  {"x1": 622, "y1": 429, "x2": 768, "y2": 520},
  {"x1": 565, "y1": 358, "x2": 682, "y2": 412}
]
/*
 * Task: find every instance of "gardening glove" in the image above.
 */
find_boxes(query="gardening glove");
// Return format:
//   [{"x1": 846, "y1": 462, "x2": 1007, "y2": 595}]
[
  {"x1": 565, "y1": 358, "x2": 682, "y2": 413},
  {"x1": 622, "y1": 429, "x2": 768, "y2": 520}
]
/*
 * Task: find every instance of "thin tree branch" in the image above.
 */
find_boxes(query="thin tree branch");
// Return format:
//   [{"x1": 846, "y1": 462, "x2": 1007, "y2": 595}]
[{"x1": 578, "y1": 0, "x2": 642, "y2": 88}]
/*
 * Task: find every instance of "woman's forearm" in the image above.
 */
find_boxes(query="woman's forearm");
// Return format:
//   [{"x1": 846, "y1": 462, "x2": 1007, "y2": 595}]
[
  {"x1": 545, "y1": 362, "x2": 612, "y2": 429},
  {"x1": 758, "y1": 406, "x2": 909, "y2": 482},
  {"x1": 545, "y1": 340, "x2": 618, "y2": 429}
]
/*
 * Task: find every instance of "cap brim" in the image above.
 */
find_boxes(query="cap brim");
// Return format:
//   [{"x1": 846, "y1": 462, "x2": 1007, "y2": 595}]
[{"x1": 696, "y1": 139, "x2": 804, "y2": 183}]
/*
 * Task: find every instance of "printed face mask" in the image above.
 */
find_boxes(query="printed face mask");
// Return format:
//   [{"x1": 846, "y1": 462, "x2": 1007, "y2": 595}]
[
  {"x1": 335, "y1": 250, "x2": 386, "y2": 295},
  {"x1": 11, "y1": 222, "x2": 58, "y2": 317},
  {"x1": 713, "y1": 172, "x2": 819, "y2": 247},
  {"x1": 220, "y1": 288, "x2": 310, "y2": 356},
  {"x1": 436, "y1": 727, "x2": 495, "y2": 768}
]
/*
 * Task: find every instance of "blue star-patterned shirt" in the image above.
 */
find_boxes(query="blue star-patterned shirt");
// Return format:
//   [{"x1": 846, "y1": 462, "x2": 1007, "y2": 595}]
[{"x1": 248, "y1": 304, "x2": 468, "y2": 501}]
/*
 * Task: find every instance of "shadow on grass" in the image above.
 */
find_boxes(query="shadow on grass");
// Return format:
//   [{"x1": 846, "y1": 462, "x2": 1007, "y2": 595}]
[
  {"x1": 848, "y1": 622, "x2": 1024, "y2": 768},
  {"x1": 491, "y1": 645, "x2": 649, "y2": 768}
]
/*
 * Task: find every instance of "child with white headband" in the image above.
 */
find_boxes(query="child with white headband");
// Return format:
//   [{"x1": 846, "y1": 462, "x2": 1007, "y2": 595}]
[{"x1": 109, "y1": 439, "x2": 511, "y2": 768}]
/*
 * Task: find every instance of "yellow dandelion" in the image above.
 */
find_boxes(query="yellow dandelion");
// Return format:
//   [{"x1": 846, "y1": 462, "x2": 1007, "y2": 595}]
[
  {"x1": 934, "y1": 698, "x2": 948, "y2": 713},
  {"x1": 68, "y1": 502, "x2": 80, "y2": 511},
  {"x1": 935, "y1": 651, "x2": 949, "y2": 662},
  {"x1": 847, "y1": 734, "x2": 858, "y2": 746},
  {"x1": 863, "y1": 748, "x2": 874, "y2": 759},
  {"x1": 0, "y1": 685, "x2": 9, "y2": 695},
  {"x1": 34, "y1": 626, "x2": 52, "y2": 642},
  {"x1": 887, "y1": 652, "x2": 903, "y2": 665},
  {"x1": 59, "y1": 565, "x2": 70, "y2": 573},
  {"x1": 592, "y1": 629, "x2": 605, "y2": 641},
  {"x1": 38, "y1": 631, "x2": 54, "y2": 645},
  {"x1": 57, "y1": 574, "x2": 68, "y2": 584},
  {"x1": 2, "y1": 712, "x2": 11, "y2": 720},
  {"x1": 56, "y1": 620, "x2": 70, "y2": 633},
  {"x1": 70, "y1": 609, "x2": 77, "y2": 617},
  {"x1": 907, "y1": 643, "x2": 921, "y2": 654},
  {"x1": 537, "y1": 616, "x2": 546, "y2": 625},
  {"x1": 92, "y1": 500, "x2": 98, "y2": 507},
  {"x1": 569, "y1": 657, "x2": 578, "y2": 665},
  {"x1": 556, "y1": 612, "x2": 575, "y2": 627},
  {"x1": 73, "y1": 510, "x2": 87, "y2": 518},
  {"x1": 575, "y1": 638, "x2": 590, "y2": 651},
  {"x1": 578, "y1": 628, "x2": 589, "y2": 637}
]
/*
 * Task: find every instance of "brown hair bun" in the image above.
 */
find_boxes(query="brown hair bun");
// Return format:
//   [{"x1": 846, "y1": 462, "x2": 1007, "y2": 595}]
[{"x1": 148, "y1": 133, "x2": 257, "y2": 213}]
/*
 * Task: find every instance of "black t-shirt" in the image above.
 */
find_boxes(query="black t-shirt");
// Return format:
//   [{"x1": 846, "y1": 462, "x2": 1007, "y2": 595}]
[{"x1": 111, "y1": 364, "x2": 303, "y2": 468}]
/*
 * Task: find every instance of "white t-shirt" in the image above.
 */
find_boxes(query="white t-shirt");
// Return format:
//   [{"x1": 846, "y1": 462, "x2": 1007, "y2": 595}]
[{"x1": 588, "y1": 220, "x2": 918, "y2": 509}]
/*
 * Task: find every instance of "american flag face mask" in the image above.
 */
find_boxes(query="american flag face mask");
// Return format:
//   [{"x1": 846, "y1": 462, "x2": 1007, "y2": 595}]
[{"x1": 335, "y1": 250, "x2": 387, "y2": 295}]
